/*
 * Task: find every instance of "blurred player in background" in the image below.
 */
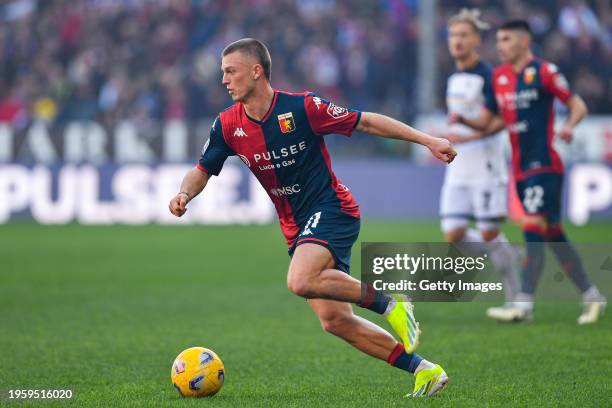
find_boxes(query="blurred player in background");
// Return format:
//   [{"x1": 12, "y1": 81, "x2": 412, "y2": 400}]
[
  {"x1": 440, "y1": 9, "x2": 520, "y2": 312},
  {"x1": 169, "y1": 38, "x2": 456, "y2": 397},
  {"x1": 451, "y1": 20, "x2": 607, "y2": 324}
]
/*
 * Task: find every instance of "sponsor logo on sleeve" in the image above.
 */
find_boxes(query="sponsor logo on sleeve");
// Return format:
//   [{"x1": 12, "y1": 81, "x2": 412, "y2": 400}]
[
  {"x1": 327, "y1": 103, "x2": 349, "y2": 119},
  {"x1": 554, "y1": 74, "x2": 569, "y2": 91},
  {"x1": 313, "y1": 97, "x2": 322, "y2": 110},
  {"x1": 238, "y1": 154, "x2": 251, "y2": 167}
]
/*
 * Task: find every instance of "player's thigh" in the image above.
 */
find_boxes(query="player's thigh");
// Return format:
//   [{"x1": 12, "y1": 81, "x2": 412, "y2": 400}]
[
  {"x1": 440, "y1": 183, "x2": 471, "y2": 234},
  {"x1": 291, "y1": 207, "x2": 360, "y2": 274},
  {"x1": 288, "y1": 243, "x2": 336, "y2": 283}
]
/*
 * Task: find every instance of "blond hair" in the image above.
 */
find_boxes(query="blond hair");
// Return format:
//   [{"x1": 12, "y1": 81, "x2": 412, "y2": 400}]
[{"x1": 448, "y1": 8, "x2": 490, "y2": 32}]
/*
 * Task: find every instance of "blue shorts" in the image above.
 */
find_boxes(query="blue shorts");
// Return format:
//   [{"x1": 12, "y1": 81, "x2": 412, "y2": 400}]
[
  {"x1": 516, "y1": 172, "x2": 563, "y2": 224},
  {"x1": 288, "y1": 207, "x2": 360, "y2": 274}
]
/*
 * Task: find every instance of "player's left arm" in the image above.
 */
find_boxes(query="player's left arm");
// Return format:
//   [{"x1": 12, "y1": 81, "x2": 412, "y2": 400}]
[
  {"x1": 541, "y1": 62, "x2": 588, "y2": 143},
  {"x1": 356, "y1": 112, "x2": 456, "y2": 164},
  {"x1": 558, "y1": 95, "x2": 588, "y2": 143},
  {"x1": 445, "y1": 115, "x2": 506, "y2": 144}
]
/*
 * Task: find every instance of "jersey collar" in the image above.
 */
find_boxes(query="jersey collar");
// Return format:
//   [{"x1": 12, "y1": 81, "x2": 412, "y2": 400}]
[{"x1": 243, "y1": 90, "x2": 279, "y2": 125}]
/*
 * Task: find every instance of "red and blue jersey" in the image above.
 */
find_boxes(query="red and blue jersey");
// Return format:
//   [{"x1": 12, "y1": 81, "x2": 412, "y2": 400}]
[
  {"x1": 197, "y1": 90, "x2": 361, "y2": 247},
  {"x1": 484, "y1": 58, "x2": 572, "y2": 181}
]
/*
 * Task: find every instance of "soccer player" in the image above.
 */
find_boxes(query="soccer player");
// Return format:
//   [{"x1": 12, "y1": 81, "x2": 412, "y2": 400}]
[
  {"x1": 169, "y1": 38, "x2": 455, "y2": 397},
  {"x1": 440, "y1": 9, "x2": 520, "y2": 311},
  {"x1": 450, "y1": 21, "x2": 607, "y2": 324}
]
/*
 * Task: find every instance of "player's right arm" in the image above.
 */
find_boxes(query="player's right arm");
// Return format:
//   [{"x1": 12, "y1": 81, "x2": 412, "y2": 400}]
[
  {"x1": 169, "y1": 116, "x2": 234, "y2": 217},
  {"x1": 169, "y1": 169, "x2": 210, "y2": 217}
]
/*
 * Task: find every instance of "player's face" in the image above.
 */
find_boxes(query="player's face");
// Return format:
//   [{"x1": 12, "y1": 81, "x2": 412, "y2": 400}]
[
  {"x1": 448, "y1": 22, "x2": 480, "y2": 60},
  {"x1": 221, "y1": 52, "x2": 258, "y2": 102},
  {"x1": 496, "y1": 29, "x2": 527, "y2": 64}
]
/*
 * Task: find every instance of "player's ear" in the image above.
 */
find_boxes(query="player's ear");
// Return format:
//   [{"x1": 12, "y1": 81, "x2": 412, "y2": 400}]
[{"x1": 253, "y1": 64, "x2": 263, "y2": 81}]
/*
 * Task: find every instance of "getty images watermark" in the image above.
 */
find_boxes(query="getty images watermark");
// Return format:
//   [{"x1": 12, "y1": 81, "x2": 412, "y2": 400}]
[{"x1": 361, "y1": 243, "x2": 612, "y2": 302}]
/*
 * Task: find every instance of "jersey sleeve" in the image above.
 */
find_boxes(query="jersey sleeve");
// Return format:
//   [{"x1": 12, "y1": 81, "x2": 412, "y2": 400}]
[
  {"x1": 304, "y1": 93, "x2": 361, "y2": 136},
  {"x1": 483, "y1": 70, "x2": 498, "y2": 114},
  {"x1": 197, "y1": 116, "x2": 234, "y2": 176},
  {"x1": 540, "y1": 63, "x2": 572, "y2": 103}
]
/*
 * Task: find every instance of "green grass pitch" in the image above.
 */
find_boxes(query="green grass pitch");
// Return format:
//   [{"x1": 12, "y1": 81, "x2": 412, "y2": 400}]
[{"x1": 1, "y1": 221, "x2": 611, "y2": 407}]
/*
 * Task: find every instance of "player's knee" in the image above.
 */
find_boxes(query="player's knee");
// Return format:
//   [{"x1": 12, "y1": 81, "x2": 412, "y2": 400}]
[
  {"x1": 287, "y1": 275, "x2": 316, "y2": 298},
  {"x1": 481, "y1": 229, "x2": 499, "y2": 242},
  {"x1": 445, "y1": 228, "x2": 465, "y2": 243},
  {"x1": 522, "y1": 215, "x2": 548, "y2": 230}
]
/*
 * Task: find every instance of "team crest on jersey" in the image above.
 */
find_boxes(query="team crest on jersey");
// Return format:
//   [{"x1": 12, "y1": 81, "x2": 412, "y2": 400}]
[
  {"x1": 278, "y1": 112, "x2": 296, "y2": 133},
  {"x1": 327, "y1": 103, "x2": 349, "y2": 119},
  {"x1": 524, "y1": 67, "x2": 537, "y2": 84}
]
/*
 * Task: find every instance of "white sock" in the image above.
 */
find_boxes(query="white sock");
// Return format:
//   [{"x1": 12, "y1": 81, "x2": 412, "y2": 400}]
[
  {"x1": 486, "y1": 233, "x2": 520, "y2": 302},
  {"x1": 415, "y1": 359, "x2": 435, "y2": 374},
  {"x1": 582, "y1": 286, "x2": 604, "y2": 303},
  {"x1": 513, "y1": 292, "x2": 534, "y2": 311}
]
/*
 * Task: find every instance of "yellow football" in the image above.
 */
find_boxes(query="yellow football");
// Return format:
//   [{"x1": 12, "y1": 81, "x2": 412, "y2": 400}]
[{"x1": 171, "y1": 347, "x2": 225, "y2": 397}]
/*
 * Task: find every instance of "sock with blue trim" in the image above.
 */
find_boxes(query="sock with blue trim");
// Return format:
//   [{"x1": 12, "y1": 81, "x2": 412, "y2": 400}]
[
  {"x1": 521, "y1": 225, "x2": 546, "y2": 294},
  {"x1": 547, "y1": 224, "x2": 592, "y2": 293},
  {"x1": 358, "y1": 284, "x2": 392, "y2": 315},
  {"x1": 387, "y1": 343, "x2": 426, "y2": 374}
]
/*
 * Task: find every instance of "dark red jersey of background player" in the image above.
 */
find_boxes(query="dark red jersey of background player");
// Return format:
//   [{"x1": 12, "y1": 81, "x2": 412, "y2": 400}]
[
  {"x1": 198, "y1": 90, "x2": 361, "y2": 246},
  {"x1": 485, "y1": 57, "x2": 572, "y2": 181}
]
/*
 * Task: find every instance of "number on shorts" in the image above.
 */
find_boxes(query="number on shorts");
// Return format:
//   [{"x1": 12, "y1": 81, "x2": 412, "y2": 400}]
[
  {"x1": 301, "y1": 211, "x2": 322, "y2": 236},
  {"x1": 523, "y1": 185, "x2": 544, "y2": 214}
]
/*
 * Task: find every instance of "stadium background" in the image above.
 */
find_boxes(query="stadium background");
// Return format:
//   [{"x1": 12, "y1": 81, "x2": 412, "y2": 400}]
[{"x1": 1, "y1": 0, "x2": 611, "y2": 407}]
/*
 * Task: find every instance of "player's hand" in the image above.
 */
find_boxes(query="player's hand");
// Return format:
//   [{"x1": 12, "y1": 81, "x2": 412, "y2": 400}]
[
  {"x1": 169, "y1": 193, "x2": 189, "y2": 217},
  {"x1": 428, "y1": 137, "x2": 457, "y2": 164},
  {"x1": 448, "y1": 113, "x2": 463, "y2": 125},
  {"x1": 558, "y1": 125, "x2": 574, "y2": 143}
]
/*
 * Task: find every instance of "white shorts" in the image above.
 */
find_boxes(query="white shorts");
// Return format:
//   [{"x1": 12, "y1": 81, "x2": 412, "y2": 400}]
[{"x1": 440, "y1": 183, "x2": 507, "y2": 232}]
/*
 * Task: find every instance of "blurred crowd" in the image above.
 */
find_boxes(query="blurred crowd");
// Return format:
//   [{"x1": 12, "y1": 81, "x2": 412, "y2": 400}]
[
  {"x1": 438, "y1": 0, "x2": 612, "y2": 113},
  {"x1": 0, "y1": 0, "x2": 609, "y2": 135},
  {"x1": 0, "y1": 0, "x2": 419, "y2": 131}
]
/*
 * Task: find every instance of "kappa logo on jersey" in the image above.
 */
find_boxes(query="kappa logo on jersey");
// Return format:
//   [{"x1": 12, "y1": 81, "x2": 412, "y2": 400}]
[
  {"x1": 278, "y1": 112, "x2": 296, "y2": 133},
  {"x1": 313, "y1": 97, "x2": 322, "y2": 110},
  {"x1": 327, "y1": 103, "x2": 349, "y2": 119},
  {"x1": 238, "y1": 154, "x2": 251, "y2": 167},
  {"x1": 524, "y1": 67, "x2": 536, "y2": 84},
  {"x1": 498, "y1": 75, "x2": 509, "y2": 85},
  {"x1": 233, "y1": 127, "x2": 248, "y2": 137}
]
